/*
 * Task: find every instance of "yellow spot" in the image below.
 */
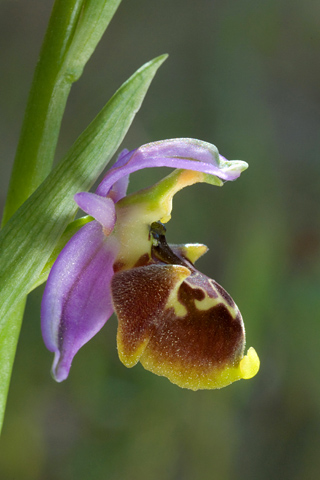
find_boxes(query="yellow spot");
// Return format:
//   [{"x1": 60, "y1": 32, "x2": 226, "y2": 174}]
[{"x1": 239, "y1": 347, "x2": 260, "y2": 379}]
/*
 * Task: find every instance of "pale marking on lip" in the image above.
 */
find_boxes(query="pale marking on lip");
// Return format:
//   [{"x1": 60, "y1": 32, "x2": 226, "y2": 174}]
[
  {"x1": 164, "y1": 266, "x2": 191, "y2": 317},
  {"x1": 164, "y1": 276, "x2": 238, "y2": 320},
  {"x1": 194, "y1": 295, "x2": 221, "y2": 311},
  {"x1": 165, "y1": 289, "x2": 187, "y2": 318},
  {"x1": 194, "y1": 281, "x2": 238, "y2": 319}
]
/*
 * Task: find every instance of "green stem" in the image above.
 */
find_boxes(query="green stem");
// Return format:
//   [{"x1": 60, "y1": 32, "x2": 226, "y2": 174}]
[
  {"x1": 0, "y1": 0, "x2": 122, "y2": 434},
  {"x1": 0, "y1": 0, "x2": 85, "y2": 436},
  {"x1": 2, "y1": 0, "x2": 85, "y2": 226},
  {"x1": 2, "y1": 0, "x2": 122, "y2": 225}
]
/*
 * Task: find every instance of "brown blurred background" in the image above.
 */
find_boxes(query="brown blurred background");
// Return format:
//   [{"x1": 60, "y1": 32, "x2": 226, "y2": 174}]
[{"x1": 1, "y1": 0, "x2": 320, "y2": 479}]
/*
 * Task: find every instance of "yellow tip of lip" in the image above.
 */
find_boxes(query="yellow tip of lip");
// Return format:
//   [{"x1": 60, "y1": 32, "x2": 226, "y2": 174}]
[{"x1": 239, "y1": 347, "x2": 260, "y2": 379}]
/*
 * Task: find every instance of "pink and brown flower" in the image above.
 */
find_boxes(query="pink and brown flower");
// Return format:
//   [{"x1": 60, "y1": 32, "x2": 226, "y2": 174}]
[{"x1": 41, "y1": 138, "x2": 259, "y2": 389}]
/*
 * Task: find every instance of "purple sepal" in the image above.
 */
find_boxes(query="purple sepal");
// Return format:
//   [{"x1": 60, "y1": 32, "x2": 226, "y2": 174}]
[
  {"x1": 74, "y1": 192, "x2": 116, "y2": 233},
  {"x1": 96, "y1": 139, "x2": 247, "y2": 197},
  {"x1": 41, "y1": 222, "x2": 118, "y2": 382}
]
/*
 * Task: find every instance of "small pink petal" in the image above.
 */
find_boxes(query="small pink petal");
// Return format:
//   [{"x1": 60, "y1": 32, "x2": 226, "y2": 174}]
[{"x1": 74, "y1": 192, "x2": 116, "y2": 234}]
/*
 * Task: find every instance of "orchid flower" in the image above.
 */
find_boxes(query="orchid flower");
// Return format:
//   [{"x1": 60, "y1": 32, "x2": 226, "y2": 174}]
[{"x1": 41, "y1": 138, "x2": 259, "y2": 390}]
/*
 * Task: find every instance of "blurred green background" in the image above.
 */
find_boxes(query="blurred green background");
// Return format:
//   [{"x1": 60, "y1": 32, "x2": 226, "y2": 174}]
[{"x1": 1, "y1": 0, "x2": 320, "y2": 479}]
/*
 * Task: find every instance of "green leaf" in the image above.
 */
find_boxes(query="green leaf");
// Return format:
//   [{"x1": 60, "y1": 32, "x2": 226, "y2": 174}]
[
  {"x1": 0, "y1": 300, "x2": 26, "y2": 434},
  {"x1": 64, "y1": 0, "x2": 123, "y2": 82},
  {"x1": 0, "y1": 54, "x2": 167, "y2": 341}
]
